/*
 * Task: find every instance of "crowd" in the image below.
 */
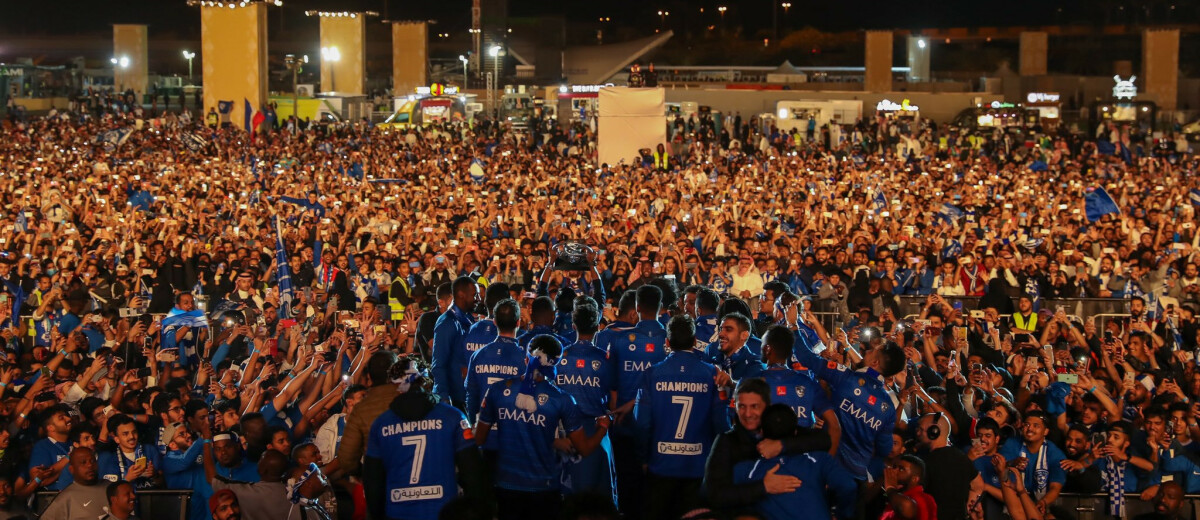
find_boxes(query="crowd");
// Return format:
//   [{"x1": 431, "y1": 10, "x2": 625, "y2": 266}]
[{"x1": 0, "y1": 96, "x2": 1196, "y2": 520}]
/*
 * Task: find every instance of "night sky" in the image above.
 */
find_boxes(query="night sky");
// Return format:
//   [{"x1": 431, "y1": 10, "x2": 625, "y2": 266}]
[{"x1": 1, "y1": 0, "x2": 1140, "y2": 38}]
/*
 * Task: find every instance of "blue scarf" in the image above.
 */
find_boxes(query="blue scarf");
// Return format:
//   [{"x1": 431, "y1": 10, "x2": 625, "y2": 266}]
[{"x1": 1103, "y1": 456, "x2": 1126, "y2": 517}]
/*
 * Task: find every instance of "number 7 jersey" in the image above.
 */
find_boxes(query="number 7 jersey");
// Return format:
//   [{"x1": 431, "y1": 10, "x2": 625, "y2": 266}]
[
  {"x1": 366, "y1": 402, "x2": 475, "y2": 520},
  {"x1": 634, "y1": 350, "x2": 731, "y2": 478}
]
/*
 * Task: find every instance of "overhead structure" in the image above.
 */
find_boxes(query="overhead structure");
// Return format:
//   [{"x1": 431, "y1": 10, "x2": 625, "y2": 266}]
[
  {"x1": 307, "y1": 10, "x2": 375, "y2": 95},
  {"x1": 112, "y1": 24, "x2": 149, "y2": 96},
  {"x1": 864, "y1": 30, "x2": 893, "y2": 92},
  {"x1": 191, "y1": 0, "x2": 275, "y2": 128},
  {"x1": 1142, "y1": 28, "x2": 1179, "y2": 110},
  {"x1": 1019, "y1": 31, "x2": 1048, "y2": 76}
]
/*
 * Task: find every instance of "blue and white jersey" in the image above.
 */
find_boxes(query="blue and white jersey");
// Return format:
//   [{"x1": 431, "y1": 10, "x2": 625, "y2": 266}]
[
  {"x1": 694, "y1": 314, "x2": 719, "y2": 346},
  {"x1": 634, "y1": 350, "x2": 730, "y2": 479},
  {"x1": 431, "y1": 304, "x2": 477, "y2": 407},
  {"x1": 28, "y1": 438, "x2": 73, "y2": 490},
  {"x1": 465, "y1": 335, "x2": 527, "y2": 421},
  {"x1": 366, "y1": 402, "x2": 475, "y2": 520},
  {"x1": 795, "y1": 346, "x2": 895, "y2": 480},
  {"x1": 98, "y1": 443, "x2": 163, "y2": 489},
  {"x1": 732, "y1": 452, "x2": 857, "y2": 520},
  {"x1": 608, "y1": 320, "x2": 668, "y2": 408},
  {"x1": 703, "y1": 342, "x2": 763, "y2": 382},
  {"x1": 478, "y1": 379, "x2": 584, "y2": 492},
  {"x1": 556, "y1": 340, "x2": 614, "y2": 418},
  {"x1": 462, "y1": 319, "x2": 499, "y2": 361}
]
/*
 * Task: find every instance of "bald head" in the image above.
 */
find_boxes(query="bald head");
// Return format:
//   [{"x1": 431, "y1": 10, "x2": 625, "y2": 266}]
[{"x1": 257, "y1": 450, "x2": 289, "y2": 482}]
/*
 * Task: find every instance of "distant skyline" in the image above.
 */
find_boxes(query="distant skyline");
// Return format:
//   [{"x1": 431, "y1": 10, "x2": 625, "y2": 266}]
[{"x1": 2, "y1": 0, "x2": 1186, "y2": 38}]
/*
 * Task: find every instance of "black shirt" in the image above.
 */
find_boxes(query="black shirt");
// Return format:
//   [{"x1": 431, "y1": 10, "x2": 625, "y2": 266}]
[
  {"x1": 413, "y1": 309, "x2": 441, "y2": 362},
  {"x1": 918, "y1": 446, "x2": 979, "y2": 520}
]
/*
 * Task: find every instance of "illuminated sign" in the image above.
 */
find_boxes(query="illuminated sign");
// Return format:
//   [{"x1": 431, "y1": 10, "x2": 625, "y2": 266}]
[
  {"x1": 1112, "y1": 75, "x2": 1137, "y2": 100},
  {"x1": 989, "y1": 101, "x2": 1016, "y2": 109},
  {"x1": 1026, "y1": 92, "x2": 1060, "y2": 103},
  {"x1": 416, "y1": 84, "x2": 459, "y2": 95},
  {"x1": 570, "y1": 83, "x2": 614, "y2": 93},
  {"x1": 0, "y1": 68, "x2": 23, "y2": 77},
  {"x1": 876, "y1": 99, "x2": 919, "y2": 112}
]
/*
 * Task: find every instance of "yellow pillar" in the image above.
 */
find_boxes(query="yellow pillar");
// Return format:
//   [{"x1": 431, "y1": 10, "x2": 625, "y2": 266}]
[
  {"x1": 112, "y1": 24, "x2": 149, "y2": 97},
  {"x1": 864, "y1": 30, "x2": 892, "y2": 93},
  {"x1": 392, "y1": 22, "x2": 429, "y2": 97},
  {"x1": 319, "y1": 15, "x2": 366, "y2": 95},
  {"x1": 1019, "y1": 32, "x2": 1048, "y2": 76},
  {"x1": 200, "y1": 3, "x2": 269, "y2": 128},
  {"x1": 1142, "y1": 29, "x2": 1179, "y2": 110}
]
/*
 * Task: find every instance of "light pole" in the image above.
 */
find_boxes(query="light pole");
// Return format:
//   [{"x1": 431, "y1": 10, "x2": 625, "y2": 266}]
[
  {"x1": 717, "y1": 6, "x2": 726, "y2": 31},
  {"x1": 657, "y1": 10, "x2": 669, "y2": 32},
  {"x1": 182, "y1": 50, "x2": 196, "y2": 84},
  {"x1": 284, "y1": 54, "x2": 306, "y2": 123},
  {"x1": 489, "y1": 45, "x2": 502, "y2": 115},
  {"x1": 321, "y1": 46, "x2": 340, "y2": 93},
  {"x1": 459, "y1": 54, "x2": 469, "y2": 89},
  {"x1": 781, "y1": 2, "x2": 791, "y2": 28}
]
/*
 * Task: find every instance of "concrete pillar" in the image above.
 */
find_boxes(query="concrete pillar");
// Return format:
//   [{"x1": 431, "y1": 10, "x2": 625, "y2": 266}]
[
  {"x1": 1018, "y1": 31, "x2": 1047, "y2": 76},
  {"x1": 1142, "y1": 29, "x2": 1179, "y2": 110},
  {"x1": 392, "y1": 22, "x2": 429, "y2": 97},
  {"x1": 905, "y1": 36, "x2": 930, "y2": 83},
  {"x1": 200, "y1": 3, "x2": 268, "y2": 128},
  {"x1": 112, "y1": 24, "x2": 149, "y2": 96},
  {"x1": 864, "y1": 30, "x2": 892, "y2": 92},
  {"x1": 1113, "y1": 61, "x2": 1134, "y2": 78},
  {"x1": 319, "y1": 15, "x2": 366, "y2": 95}
]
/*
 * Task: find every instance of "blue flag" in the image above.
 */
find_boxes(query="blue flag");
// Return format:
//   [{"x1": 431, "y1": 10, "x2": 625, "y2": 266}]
[
  {"x1": 469, "y1": 158, "x2": 486, "y2": 182},
  {"x1": 217, "y1": 100, "x2": 233, "y2": 115},
  {"x1": 1084, "y1": 187, "x2": 1121, "y2": 222},
  {"x1": 1, "y1": 280, "x2": 23, "y2": 328},
  {"x1": 872, "y1": 191, "x2": 888, "y2": 214},
  {"x1": 160, "y1": 308, "x2": 208, "y2": 352},
  {"x1": 1189, "y1": 188, "x2": 1200, "y2": 207},
  {"x1": 938, "y1": 203, "x2": 964, "y2": 224},
  {"x1": 275, "y1": 217, "x2": 297, "y2": 327},
  {"x1": 941, "y1": 239, "x2": 962, "y2": 262}
]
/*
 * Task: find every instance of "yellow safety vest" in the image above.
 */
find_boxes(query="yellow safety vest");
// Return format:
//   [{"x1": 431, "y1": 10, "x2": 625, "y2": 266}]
[
  {"x1": 1013, "y1": 312, "x2": 1037, "y2": 332},
  {"x1": 388, "y1": 279, "x2": 409, "y2": 321},
  {"x1": 26, "y1": 290, "x2": 41, "y2": 337},
  {"x1": 653, "y1": 151, "x2": 668, "y2": 170}
]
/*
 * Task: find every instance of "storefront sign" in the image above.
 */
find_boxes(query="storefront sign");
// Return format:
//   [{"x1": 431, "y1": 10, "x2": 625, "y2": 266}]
[
  {"x1": 1112, "y1": 76, "x2": 1137, "y2": 100},
  {"x1": 570, "y1": 84, "x2": 614, "y2": 93},
  {"x1": 0, "y1": 68, "x2": 23, "y2": 77},
  {"x1": 989, "y1": 101, "x2": 1016, "y2": 109},
  {"x1": 876, "y1": 99, "x2": 918, "y2": 112},
  {"x1": 416, "y1": 84, "x2": 459, "y2": 96},
  {"x1": 1025, "y1": 92, "x2": 1060, "y2": 104}
]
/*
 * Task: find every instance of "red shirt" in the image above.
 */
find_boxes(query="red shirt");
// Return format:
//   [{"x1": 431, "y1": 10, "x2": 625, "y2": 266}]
[{"x1": 881, "y1": 485, "x2": 938, "y2": 520}]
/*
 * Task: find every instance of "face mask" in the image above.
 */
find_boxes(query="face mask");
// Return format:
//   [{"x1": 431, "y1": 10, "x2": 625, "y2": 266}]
[{"x1": 46, "y1": 269, "x2": 57, "y2": 276}]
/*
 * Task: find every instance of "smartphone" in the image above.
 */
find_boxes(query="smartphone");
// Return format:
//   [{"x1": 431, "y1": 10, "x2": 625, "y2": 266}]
[
  {"x1": 1057, "y1": 373, "x2": 1079, "y2": 385},
  {"x1": 969, "y1": 310, "x2": 984, "y2": 319},
  {"x1": 40, "y1": 366, "x2": 51, "y2": 378}
]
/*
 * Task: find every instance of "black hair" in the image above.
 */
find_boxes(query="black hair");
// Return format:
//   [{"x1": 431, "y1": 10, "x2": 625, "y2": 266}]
[
  {"x1": 452, "y1": 276, "x2": 477, "y2": 297},
  {"x1": 878, "y1": 342, "x2": 906, "y2": 377},
  {"x1": 617, "y1": 290, "x2": 637, "y2": 316},
  {"x1": 666, "y1": 315, "x2": 696, "y2": 351},
  {"x1": 367, "y1": 350, "x2": 399, "y2": 386},
  {"x1": 531, "y1": 296, "x2": 556, "y2": 323},
  {"x1": 493, "y1": 299, "x2": 521, "y2": 333},
  {"x1": 762, "y1": 404, "x2": 798, "y2": 440},
  {"x1": 436, "y1": 282, "x2": 453, "y2": 300},
  {"x1": 555, "y1": 287, "x2": 578, "y2": 314},
  {"x1": 721, "y1": 312, "x2": 753, "y2": 334},
  {"x1": 529, "y1": 334, "x2": 563, "y2": 359},
  {"x1": 900, "y1": 454, "x2": 926, "y2": 483},
  {"x1": 717, "y1": 297, "x2": 752, "y2": 321},
  {"x1": 649, "y1": 278, "x2": 677, "y2": 312},
  {"x1": 152, "y1": 392, "x2": 181, "y2": 418},
  {"x1": 69, "y1": 422, "x2": 99, "y2": 445},
  {"x1": 484, "y1": 283, "x2": 510, "y2": 315},
  {"x1": 696, "y1": 288, "x2": 721, "y2": 314},
  {"x1": 106, "y1": 414, "x2": 137, "y2": 435},
  {"x1": 762, "y1": 325, "x2": 795, "y2": 362},
  {"x1": 106, "y1": 480, "x2": 132, "y2": 503},
  {"x1": 734, "y1": 378, "x2": 770, "y2": 406},
  {"x1": 573, "y1": 302, "x2": 601, "y2": 337},
  {"x1": 636, "y1": 285, "x2": 663, "y2": 315}
]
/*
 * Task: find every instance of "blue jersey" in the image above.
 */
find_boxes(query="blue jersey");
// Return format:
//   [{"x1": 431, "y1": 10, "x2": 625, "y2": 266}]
[
  {"x1": 163, "y1": 441, "x2": 208, "y2": 520},
  {"x1": 28, "y1": 438, "x2": 73, "y2": 491},
  {"x1": 556, "y1": 340, "x2": 614, "y2": 417},
  {"x1": 732, "y1": 452, "x2": 857, "y2": 520},
  {"x1": 366, "y1": 403, "x2": 475, "y2": 520},
  {"x1": 608, "y1": 320, "x2": 668, "y2": 408},
  {"x1": 703, "y1": 342, "x2": 763, "y2": 382},
  {"x1": 694, "y1": 314, "x2": 719, "y2": 346},
  {"x1": 999, "y1": 438, "x2": 1067, "y2": 493},
  {"x1": 1160, "y1": 448, "x2": 1200, "y2": 493},
  {"x1": 98, "y1": 444, "x2": 163, "y2": 489},
  {"x1": 517, "y1": 325, "x2": 562, "y2": 351},
  {"x1": 553, "y1": 311, "x2": 577, "y2": 345},
  {"x1": 796, "y1": 346, "x2": 895, "y2": 480},
  {"x1": 757, "y1": 365, "x2": 829, "y2": 429},
  {"x1": 593, "y1": 320, "x2": 634, "y2": 355},
  {"x1": 465, "y1": 336, "x2": 527, "y2": 422},
  {"x1": 634, "y1": 350, "x2": 730, "y2": 478},
  {"x1": 463, "y1": 319, "x2": 499, "y2": 361},
  {"x1": 478, "y1": 379, "x2": 584, "y2": 492},
  {"x1": 430, "y1": 305, "x2": 477, "y2": 407}
]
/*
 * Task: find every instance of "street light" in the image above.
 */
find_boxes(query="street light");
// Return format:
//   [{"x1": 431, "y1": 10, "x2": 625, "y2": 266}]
[
  {"x1": 182, "y1": 50, "x2": 196, "y2": 83},
  {"x1": 321, "y1": 46, "x2": 340, "y2": 92},
  {"x1": 459, "y1": 54, "x2": 469, "y2": 89},
  {"x1": 284, "y1": 54, "x2": 306, "y2": 124},
  {"x1": 489, "y1": 45, "x2": 503, "y2": 116},
  {"x1": 917, "y1": 39, "x2": 926, "y2": 49},
  {"x1": 657, "y1": 10, "x2": 669, "y2": 31},
  {"x1": 111, "y1": 56, "x2": 130, "y2": 69}
]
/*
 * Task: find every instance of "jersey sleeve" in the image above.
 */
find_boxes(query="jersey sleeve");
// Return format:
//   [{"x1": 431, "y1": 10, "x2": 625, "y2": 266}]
[
  {"x1": 559, "y1": 393, "x2": 584, "y2": 434},
  {"x1": 709, "y1": 365, "x2": 732, "y2": 434},
  {"x1": 477, "y1": 383, "x2": 498, "y2": 425},
  {"x1": 465, "y1": 351, "x2": 482, "y2": 420},
  {"x1": 430, "y1": 315, "x2": 455, "y2": 402},
  {"x1": 452, "y1": 408, "x2": 476, "y2": 452},
  {"x1": 633, "y1": 370, "x2": 654, "y2": 461}
]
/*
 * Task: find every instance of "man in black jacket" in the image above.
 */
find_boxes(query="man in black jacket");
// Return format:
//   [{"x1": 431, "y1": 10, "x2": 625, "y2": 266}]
[{"x1": 703, "y1": 377, "x2": 832, "y2": 516}]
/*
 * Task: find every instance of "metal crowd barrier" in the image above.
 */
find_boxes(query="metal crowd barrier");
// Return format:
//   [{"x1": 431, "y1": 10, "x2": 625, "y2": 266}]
[
  {"x1": 36, "y1": 488, "x2": 190, "y2": 520},
  {"x1": 804, "y1": 297, "x2": 1132, "y2": 337}
]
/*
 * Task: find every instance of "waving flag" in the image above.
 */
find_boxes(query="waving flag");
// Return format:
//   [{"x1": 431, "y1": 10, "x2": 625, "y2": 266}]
[
  {"x1": 872, "y1": 191, "x2": 888, "y2": 214},
  {"x1": 160, "y1": 308, "x2": 208, "y2": 353},
  {"x1": 941, "y1": 239, "x2": 963, "y2": 262},
  {"x1": 95, "y1": 128, "x2": 134, "y2": 150},
  {"x1": 469, "y1": 158, "x2": 486, "y2": 182},
  {"x1": 275, "y1": 216, "x2": 297, "y2": 328},
  {"x1": 1084, "y1": 187, "x2": 1121, "y2": 222},
  {"x1": 1189, "y1": 188, "x2": 1200, "y2": 207},
  {"x1": 937, "y1": 203, "x2": 964, "y2": 224},
  {"x1": 181, "y1": 132, "x2": 208, "y2": 152}
]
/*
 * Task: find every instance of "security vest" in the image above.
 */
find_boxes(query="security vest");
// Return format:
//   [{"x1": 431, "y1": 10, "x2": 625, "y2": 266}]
[
  {"x1": 653, "y1": 150, "x2": 668, "y2": 170},
  {"x1": 1013, "y1": 312, "x2": 1037, "y2": 332},
  {"x1": 388, "y1": 278, "x2": 410, "y2": 320},
  {"x1": 205, "y1": 111, "x2": 219, "y2": 128},
  {"x1": 26, "y1": 290, "x2": 42, "y2": 338}
]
